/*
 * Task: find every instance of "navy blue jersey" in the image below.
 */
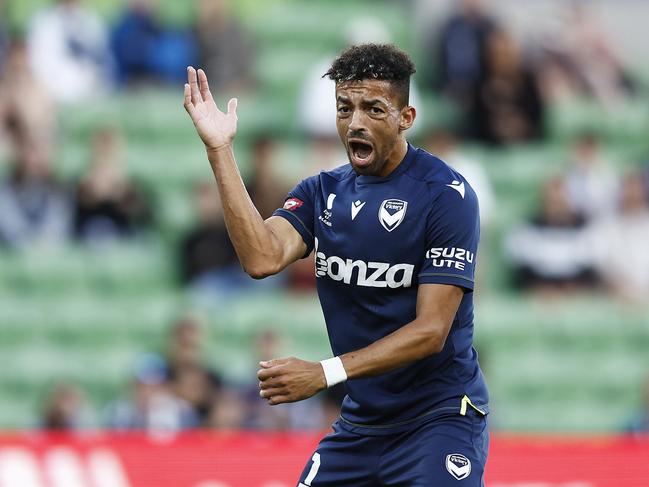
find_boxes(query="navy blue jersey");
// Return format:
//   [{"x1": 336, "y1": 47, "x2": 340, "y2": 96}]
[{"x1": 273, "y1": 143, "x2": 489, "y2": 435}]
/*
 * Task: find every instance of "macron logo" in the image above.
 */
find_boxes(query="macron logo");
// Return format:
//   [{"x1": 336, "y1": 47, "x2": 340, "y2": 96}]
[
  {"x1": 446, "y1": 180, "x2": 465, "y2": 199},
  {"x1": 351, "y1": 200, "x2": 366, "y2": 220}
]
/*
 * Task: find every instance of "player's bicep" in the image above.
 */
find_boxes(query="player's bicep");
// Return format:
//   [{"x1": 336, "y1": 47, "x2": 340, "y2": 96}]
[
  {"x1": 265, "y1": 215, "x2": 309, "y2": 270},
  {"x1": 416, "y1": 283, "x2": 463, "y2": 348},
  {"x1": 419, "y1": 181, "x2": 480, "y2": 292}
]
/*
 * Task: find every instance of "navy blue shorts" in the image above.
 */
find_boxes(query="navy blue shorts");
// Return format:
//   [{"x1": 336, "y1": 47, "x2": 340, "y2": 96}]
[{"x1": 296, "y1": 409, "x2": 489, "y2": 486}]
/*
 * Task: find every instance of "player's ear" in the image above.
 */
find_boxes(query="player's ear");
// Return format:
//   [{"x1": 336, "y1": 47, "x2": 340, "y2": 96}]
[{"x1": 398, "y1": 105, "x2": 416, "y2": 132}]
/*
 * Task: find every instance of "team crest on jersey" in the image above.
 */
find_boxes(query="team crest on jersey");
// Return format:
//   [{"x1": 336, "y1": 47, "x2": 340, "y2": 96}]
[
  {"x1": 445, "y1": 454, "x2": 471, "y2": 480},
  {"x1": 283, "y1": 198, "x2": 304, "y2": 211},
  {"x1": 378, "y1": 199, "x2": 408, "y2": 232}
]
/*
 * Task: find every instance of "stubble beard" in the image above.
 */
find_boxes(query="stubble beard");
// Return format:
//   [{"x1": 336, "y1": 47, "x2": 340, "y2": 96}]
[{"x1": 347, "y1": 149, "x2": 387, "y2": 176}]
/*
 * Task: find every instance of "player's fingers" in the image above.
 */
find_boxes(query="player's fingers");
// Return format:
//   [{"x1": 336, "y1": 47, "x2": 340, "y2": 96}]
[
  {"x1": 183, "y1": 83, "x2": 194, "y2": 115},
  {"x1": 259, "y1": 358, "x2": 283, "y2": 368},
  {"x1": 187, "y1": 66, "x2": 203, "y2": 105},
  {"x1": 268, "y1": 395, "x2": 291, "y2": 406},
  {"x1": 197, "y1": 68, "x2": 214, "y2": 102},
  {"x1": 227, "y1": 97, "x2": 238, "y2": 117},
  {"x1": 257, "y1": 367, "x2": 276, "y2": 381},
  {"x1": 259, "y1": 387, "x2": 284, "y2": 399},
  {"x1": 259, "y1": 378, "x2": 282, "y2": 390}
]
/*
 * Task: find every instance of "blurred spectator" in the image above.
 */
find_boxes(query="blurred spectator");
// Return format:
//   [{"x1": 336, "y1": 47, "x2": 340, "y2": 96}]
[
  {"x1": 0, "y1": 1, "x2": 9, "y2": 75},
  {"x1": 105, "y1": 353, "x2": 199, "y2": 431},
  {"x1": 179, "y1": 182, "x2": 285, "y2": 294},
  {"x1": 277, "y1": 133, "x2": 344, "y2": 301},
  {"x1": 40, "y1": 383, "x2": 94, "y2": 430},
  {"x1": 469, "y1": 28, "x2": 544, "y2": 145},
  {"x1": 111, "y1": 0, "x2": 197, "y2": 86},
  {"x1": 537, "y1": 2, "x2": 634, "y2": 106},
  {"x1": 0, "y1": 133, "x2": 71, "y2": 249},
  {"x1": 563, "y1": 132, "x2": 618, "y2": 220},
  {"x1": 299, "y1": 17, "x2": 389, "y2": 140},
  {"x1": 178, "y1": 182, "x2": 240, "y2": 287},
  {"x1": 320, "y1": 384, "x2": 345, "y2": 430},
  {"x1": 306, "y1": 137, "x2": 347, "y2": 176},
  {"x1": 504, "y1": 177, "x2": 599, "y2": 295},
  {"x1": 244, "y1": 329, "x2": 325, "y2": 430},
  {"x1": 626, "y1": 376, "x2": 649, "y2": 435},
  {"x1": 171, "y1": 366, "x2": 220, "y2": 426},
  {"x1": 111, "y1": 0, "x2": 161, "y2": 86},
  {"x1": 163, "y1": 314, "x2": 222, "y2": 424},
  {"x1": 195, "y1": 0, "x2": 253, "y2": 94},
  {"x1": 593, "y1": 171, "x2": 649, "y2": 303},
  {"x1": 27, "y1": 0, "x2": 114, "y2": 103},
  {"x1": 73, "y1": 127, "x2": 153, "y2": 243},
  {"x1": 286, "y1": 253, "x2": 317, "y2": 292},
  {"x1": 206, "y1": 388, "x2": 247, "y2": 430},
  {"x1": 0, "y1": 39, "x2": 56, "y2": 150},
  {"x1": 427, "y1": 0, "x2": 497, "y2": 110},
  {"x1": 299, "y1": 56, "x2": 340, "y2": 141},
  {"x1": 246, "y1": 135, "x2": 289, "y2": 220},
  {"x1": 643, "y1": 159, "x2": 649, "y2": 199},
  {"x1": 244, "y1": 329, "x2": 291, "y2": 430},
  {"x1": 424, "y1": 129, "x2": 495, "y2": 226},
  {"x1": 164, "y1": 313, "x2": 212, "y2": 376},
  {"x1": 299, "y1": 16, "x2": 421, "y2": 143}
]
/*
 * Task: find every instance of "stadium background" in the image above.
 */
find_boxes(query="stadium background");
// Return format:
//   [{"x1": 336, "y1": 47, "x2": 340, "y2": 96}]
[{"x1": 0, "y1": 0, "x2": 648, "y2": 485}]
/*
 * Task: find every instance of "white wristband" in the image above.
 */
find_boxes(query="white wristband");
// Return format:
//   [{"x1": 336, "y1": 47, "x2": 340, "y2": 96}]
[{"x1": 319, "y1": 357, "x2": 347, "y2": 388}]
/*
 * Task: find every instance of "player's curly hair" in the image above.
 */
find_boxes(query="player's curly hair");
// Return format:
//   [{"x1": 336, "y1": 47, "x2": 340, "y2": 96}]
[{"x1": 324, "y1": 43, "x2": 416, "y2": 107}]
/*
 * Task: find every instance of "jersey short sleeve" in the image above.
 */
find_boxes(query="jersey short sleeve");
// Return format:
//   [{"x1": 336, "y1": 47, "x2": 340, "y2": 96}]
[
  {"x1": 272, "y1": 175, "x2": 318, "y2": 256},
  {"x1": 418, "y1": 182, "x2": 480, "y2": 292}
]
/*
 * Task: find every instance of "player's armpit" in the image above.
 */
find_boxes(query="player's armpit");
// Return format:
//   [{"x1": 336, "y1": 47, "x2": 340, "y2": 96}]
[
  {"x1": 340, "y1": 283, "x2": 463, "y2": 379},
  {"x1": 247, "y1": 216, "x2": 307, "y2": 278}
]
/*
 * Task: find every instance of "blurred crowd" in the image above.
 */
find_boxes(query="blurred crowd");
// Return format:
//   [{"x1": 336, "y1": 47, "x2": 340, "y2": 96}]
[
  {"x1": 504, "y1": 131, "x2": 649, "y2": 302},
  {"x1": 1, "y1": 0, "x2": 647, "y2": 299},
  {"x1": 0, "y1": 0, "x2": 648, "y2": 432},
  {"x1": 40, "y1": 313, "x2": 345, "y2": 433}
]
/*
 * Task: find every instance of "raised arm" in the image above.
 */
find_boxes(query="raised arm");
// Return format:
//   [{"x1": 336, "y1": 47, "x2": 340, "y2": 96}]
[
  {"x1": 183, "y1": 67, "x2": 306, "y2": 277},
  {"x1": 257, "y1": 283, "x2": 463, "y2": 405}
]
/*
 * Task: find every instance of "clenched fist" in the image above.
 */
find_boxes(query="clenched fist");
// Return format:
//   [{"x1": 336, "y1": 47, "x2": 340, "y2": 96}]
[{"x1": 257, "y1": 357, "x2": 327, "y2": 405}]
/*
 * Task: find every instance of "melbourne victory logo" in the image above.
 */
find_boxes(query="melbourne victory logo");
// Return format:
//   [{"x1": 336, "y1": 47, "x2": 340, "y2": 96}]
[
  {"x1": 445, "y1": 453, "x2": 471, "y2": 480},
  {"x1": 378, "y1": 199, "x2": 407, "y2": 232}
]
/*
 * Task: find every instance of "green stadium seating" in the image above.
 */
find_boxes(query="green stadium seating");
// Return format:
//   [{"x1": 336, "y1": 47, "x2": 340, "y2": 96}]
[{"x1": 1, "y1": 0, "x2": 649, "y2": 432}]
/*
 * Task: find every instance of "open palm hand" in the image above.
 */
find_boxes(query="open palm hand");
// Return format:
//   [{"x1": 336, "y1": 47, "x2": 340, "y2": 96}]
[{"x1": 183, "y1": 66, "x2": 238, "y2": 150}]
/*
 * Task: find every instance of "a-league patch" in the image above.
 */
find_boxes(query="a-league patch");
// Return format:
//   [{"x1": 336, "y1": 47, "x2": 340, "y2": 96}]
[
  {"x1": 283, "y1": 198, "x2": 304, "y2": 211},
  {"x1": 446, "y1": 453, "x2": 471, "y2": 480}
]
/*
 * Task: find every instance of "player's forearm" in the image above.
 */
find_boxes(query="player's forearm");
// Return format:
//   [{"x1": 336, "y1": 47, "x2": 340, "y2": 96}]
[
  {"x1": 339, "y1": 317, "x2": 447, "y2": 379},
  {"x1": 207, "y1": 145, "x2": 284, "y2": 278}
]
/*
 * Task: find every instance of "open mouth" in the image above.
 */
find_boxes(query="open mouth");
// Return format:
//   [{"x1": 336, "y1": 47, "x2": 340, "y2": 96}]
[{"x1": 349, "y1": 140, "x2": 374, "y2": 166}]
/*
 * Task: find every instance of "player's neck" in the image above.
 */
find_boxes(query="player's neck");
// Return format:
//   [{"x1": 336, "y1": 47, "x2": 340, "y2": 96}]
[{"x1": 377, "y1": 138, "x2": 409, "y2": 178}]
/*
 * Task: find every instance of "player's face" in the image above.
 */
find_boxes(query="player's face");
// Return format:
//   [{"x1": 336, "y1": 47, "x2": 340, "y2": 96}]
[{"x1": 335, "y1": 79, "x2": 414, "y2": 177}]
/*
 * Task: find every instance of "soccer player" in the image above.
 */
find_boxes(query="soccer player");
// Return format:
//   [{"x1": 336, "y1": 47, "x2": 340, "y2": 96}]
[{"x1": 184, "y1": 43, "x2": 489, "y2": 486}]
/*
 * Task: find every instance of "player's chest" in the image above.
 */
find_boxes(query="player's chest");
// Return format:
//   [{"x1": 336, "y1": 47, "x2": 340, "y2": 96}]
[{"x1": 312, "y1": 179, "x2": 428, "y2": 262}]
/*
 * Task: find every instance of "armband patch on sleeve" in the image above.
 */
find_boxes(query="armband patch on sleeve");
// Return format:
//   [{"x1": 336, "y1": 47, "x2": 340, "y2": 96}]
[{"x1": 283, "y1": 198, "x2": 304, "y2": 211}]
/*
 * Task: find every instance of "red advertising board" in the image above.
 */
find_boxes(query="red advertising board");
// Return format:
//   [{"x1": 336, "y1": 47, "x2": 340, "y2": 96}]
[{"x1": 0, "y1": 432, "x2": 646, "y2": 487}]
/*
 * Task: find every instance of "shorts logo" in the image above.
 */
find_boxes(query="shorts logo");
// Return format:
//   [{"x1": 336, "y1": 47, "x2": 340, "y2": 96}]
[
  {"x1": 283, "y1": 198, "x2": 304, "y2": 211},
  {"x1": 446, "y1": 454, "x2": 471, "y2": 480},
  {"x1": 378, "y1": 199, "x2": 407, "y2": 232}
]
